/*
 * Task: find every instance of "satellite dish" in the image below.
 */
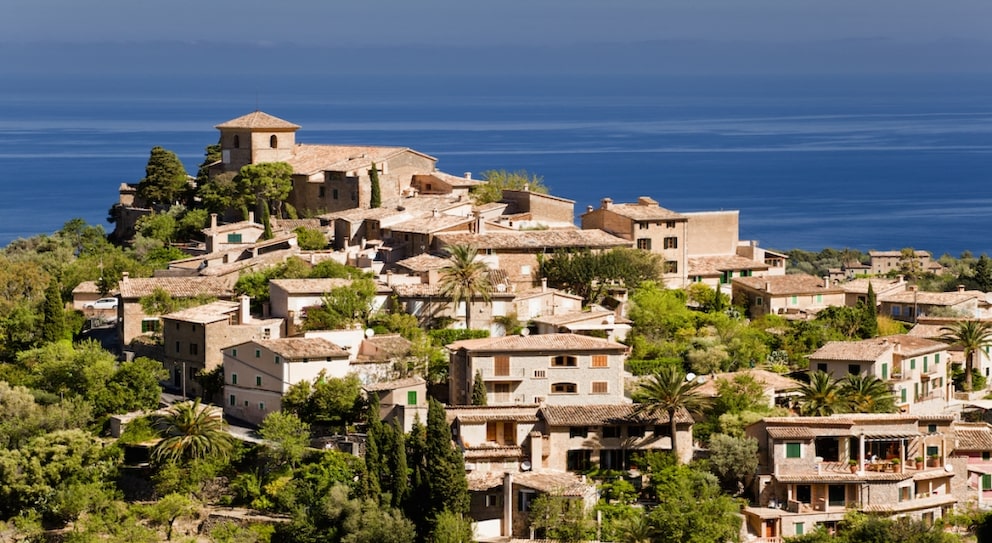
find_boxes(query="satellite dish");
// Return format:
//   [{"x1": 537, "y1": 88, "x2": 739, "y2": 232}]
[
  {"x1": 685, "y1": 372, "x2": 697, "y2": 383},
  {"x1": 944, "y1": 464, "x2": 953, "y2": 472},
  {"x1": 365, "y1": 328, "x2": 375, "y2": 338},
  {"x1": 520, "y1": 328, "x2": 530, "y2": 337},
  {"x1": 521, "y1": 461, "x2": 532, "y2": 472}
]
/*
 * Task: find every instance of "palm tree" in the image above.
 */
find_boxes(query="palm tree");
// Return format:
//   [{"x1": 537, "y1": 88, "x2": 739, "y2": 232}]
[
  {"x1": 940, "y1": 320, "x2": 992, "y2": 392},
  {"x1": 841, "y1": 373, "x2": 897, "y2": 413},
  {"x1": 793, "y1": 371, "x2": 845, "y2": 416},
  {"x1": 438, "y1": 244, "x2": 492, "y2": 330},
  {"x1": 152, "y1": 399, "x2": 234, "y2": 464},
  {"x1": 634, "y1": 364, "x2": 709, "y2": 464}
]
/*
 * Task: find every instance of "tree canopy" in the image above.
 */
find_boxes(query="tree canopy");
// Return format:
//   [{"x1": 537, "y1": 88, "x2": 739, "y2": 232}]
[{"x1": 136, "y1": 146, "x2": 189, "y2": 207}]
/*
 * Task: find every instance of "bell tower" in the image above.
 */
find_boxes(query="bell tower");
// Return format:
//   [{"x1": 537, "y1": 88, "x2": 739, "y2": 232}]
[{"x1": 214, "y1": 111, "x2": 300, "y2": 173}]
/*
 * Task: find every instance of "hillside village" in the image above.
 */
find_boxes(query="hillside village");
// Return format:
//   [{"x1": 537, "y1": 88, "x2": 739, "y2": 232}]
[{"x1": 3, "y1": 111, "x2": 992, "y2": 542}]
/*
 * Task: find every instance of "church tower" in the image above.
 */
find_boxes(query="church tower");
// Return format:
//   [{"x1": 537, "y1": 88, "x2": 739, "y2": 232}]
[{"x1": 214, "y1": 111, "x2": 300, "y2": 173}]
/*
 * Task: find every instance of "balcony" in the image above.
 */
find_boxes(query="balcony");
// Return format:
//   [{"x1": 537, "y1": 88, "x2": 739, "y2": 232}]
[{"x1": 478, "y1": 367, "x2": 528, "y2": 381}]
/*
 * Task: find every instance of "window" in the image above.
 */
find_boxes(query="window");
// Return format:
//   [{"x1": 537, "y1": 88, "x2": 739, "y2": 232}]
[
  {"x1": 756, "y1": 296, "x2": 763, "y2": 306},
  {"x1": 141, "y1": 318, "x2": 160, "y2": 333},
  {"x1": 638, "y1": 222, "x2": 649, "y2": 230},
  {"x1": 189, "y1": 343, "x2": 198, "y2": 355},
  {"x1": 518, "y1": 490, "x2": 536, "y2": 512},
  {"x1": 790, "y1": 295, "x2": 798, "y2": 305},
  {"x1": 255, "y1": 349, "x2": 261, "y2": 358},
  {"x1": 982, "y1": 451, "x2": 990, "y2": 461},
  {"x1": 552, "y1": 382, "x2": 577, "y2": 394},
  {"x1": 332, "y1": 188, "x2": 339, "y2": 200},
  {"x1": 567, "y1": 450, "x2": 592, "y2": 471},
  {"x1": 665, "y1": 221, "x2": 675, "y2": 228},
  {"x1": 899, "y1": 486, "x2": 912, "y2": 502},
  {"x1": 318, "y1": 186, "x2": 325, "y2": 198},
  {"x1": 175, "y1": 341, "x2": 181, "y2": 353},
  {"x1": 935, "y1": 353, "x2": 940, "y2": 364},
  {"x1": 231, "y1": 373, "x2": 238, "y2": 385},
  {"x1": 816, "y1": 294, "x2": 823, "y2": 303},
  {"x1": 533, "y1": 369, "x2": 546, "y2": 379},
  {"x1": 229, "y1": 394, "x2": 236, "y2": 406},
  {"x1": 521, "y1": 265, "x2": 531, "y2": 275},
  {"x1": 233, "y1": 135, "x2": 240, "y2": 148},
  {"x1": 569, "y1": 426, "x2": 588, "y2": 438},
  {"x1": 817, "y1": 363, "x2": 827, "y2": 373},
  {"x1": 795, "y1": 522, "x2": 805, "y2": 536},
  {"x1": 786, "y1": 442, "x2": 802, "y2": 458},
  {"x1": 269, "y1": 135, "x2": 278, "y2": 148},
  {"x1": 910, "y1": 358, "x2": 916, "y2": 370},
  {"x1": 275, "y1": 356, "x2": 281, "y2": 364},
  {"x1": 927, "y1": 424, "x2": 937, "y2": 434},
  {"x1": 628, "y1": 425, "x2": 645, "y2": 437},
  {"x1": 232, "y1": 348, "x2": 237, "y2": 357},
  {"x1": 227, "y1": 233, "x2": 242, "y2": 243},
  {"x1": 603, "y1": 426, "x2": 621, "y2": 438},
  {"x1": 901, "y1": 388, "x2": 907, "y2": 403},
  {"x1": 984, "y1": 474, "x2": 992, "y2": 491},
  {"x1": 592, "y1": 355, "x2": 608, "y2": 368},
  {"x1": 255, "y1": 375, "x2": 262, "y2": 386},
  {"x1": 485, "y1": 494, "x2": 502, "y2": 507},
  {"x1": 494, "y1": 356, "x2": 510, "y2": 376},
  {"x1": 663, "y1": 261, "x2": 678, "y2": 273},
  {"x1": 407, "y1": 390, "x2": 417, "y2": 405},
  {"x1": 552, "y1": 355, "x2": 577, "y2": 367},
  {"x1": 663, "y1": 236, "x2": 678, "y2": 249},
  {"x1": 848, "y1": 364, "x2": 860, "y2": 375},
  {"x1": 592, "y1": 381, "x2": 609, "y2": 394},
  {"x1": 654, "y1": 425, "x2": 671, "y2": 437},
  {"x1": 892, "y1": 306, "x2": 901, "y2": 316},
  {"x1": 636, "y1": 238, "x2": 652, "y2": 250},
  {"x1": 926, "y1": 445, "x2": 939, "y2": 457},
  {"x1": 244, "y1": 400, "x2": 249, "y2": 407}
]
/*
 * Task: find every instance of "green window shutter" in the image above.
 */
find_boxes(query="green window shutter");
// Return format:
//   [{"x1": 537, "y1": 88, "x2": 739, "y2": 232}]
[
  {"x1": 910, "y1": 358, "x2": 916, "y2": 370},
  {"x1": 882, "y1": 363, "x2": 888, "y2": 380},
  {"x1": 923, "y1": 357, "x2": 928, "y2": 373},
  {"x1": 786, "y1": 443, "x2": 801, "y2": 458},
  {"x1": 795, "y1": 522, "x2": 804, "y2": 536},
  {"x1": 935, "y1": 353, "x2": 940, "y2": 364},
  {"x1": 983, "y1": 474, "x2": 992, "y2": 491},
  {"x1": 901, "y1": 388, "x2": 907, "y2": 403},
  {"x1": 407, "y1": 390, "x2": 417, "y2": 405}
]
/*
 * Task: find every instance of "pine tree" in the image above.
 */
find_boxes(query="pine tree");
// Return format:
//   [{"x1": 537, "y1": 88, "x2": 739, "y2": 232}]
[
  {"x1": 42, "y1": 279, "x2": 66, "y2": 343},
  {"x1": 369, "y1": 162, "x2": 382, "y2": 209},
  {"x1": 136, "y1": 146, "x2": 189, "y2": 207},
  {"x1": 471, "y1": 371, "x2": 487, "y2": 405}
]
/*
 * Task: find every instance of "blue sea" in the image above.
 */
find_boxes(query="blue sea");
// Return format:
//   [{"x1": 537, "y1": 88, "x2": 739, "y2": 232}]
[{"x1": 2, "y1": 73, "x2": 990, "y2": 255}]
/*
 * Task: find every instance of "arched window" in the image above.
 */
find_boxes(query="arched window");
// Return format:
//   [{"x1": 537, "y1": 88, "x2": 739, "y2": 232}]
[
  {"x1": 233, "y1": 135, "x2": 240, "y2": 149},
  {"x1": 270, "y1": 135, "x2": 278, "y2": 148},
  {"x1": 551, "y1": 382, "x2": 577, "y2": 394}
]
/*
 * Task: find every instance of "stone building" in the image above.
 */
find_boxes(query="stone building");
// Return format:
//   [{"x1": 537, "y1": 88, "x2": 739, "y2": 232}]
[{"x1": 731, "y1": 274, "x2": 846, "y2": 319}]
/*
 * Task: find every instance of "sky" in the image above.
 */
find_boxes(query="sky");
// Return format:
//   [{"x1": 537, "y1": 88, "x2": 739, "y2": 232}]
[{"x1": 4, "y1": 0, "x2": 991, "y2": 47}]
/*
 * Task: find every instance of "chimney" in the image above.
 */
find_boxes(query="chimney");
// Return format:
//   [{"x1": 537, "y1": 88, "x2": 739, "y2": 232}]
[
  {"x1": 893, "y1": 340, "x2": 901, "y2": 353},
  {"x1": 541, "y1": 278, "x2": 548, "y2": 292},
  {"x1": 386, "y1": 270, "x2": 393, "y2": 286},
  {"x1": 601, "y1": 198, "x2": 613, "y2": 210},
  {"x1": 958, "y1": 284, "x2": 965, "y2": 292},
  {"x1": 240, "y1": 295, "x2": 251, "y2": 324},
  {"x1": 248, "y1": 210, "x2": 255, "y2": 224},
  {"x1": 464, "y1": 172, "x2": 472, "y2": 179},
  {"x1": 473, "y1": 211, "x2": 486, "y2": 234},
  {"x1": 210, "y1": 213, "x2": 218, "y2": 230},
  {"x1": 503, "y1": 472, "x2": 514, "y2": 538},
  {"x1": 523, "y1": 183, "x2": 529, "y2": 192},
  {"x1": 432, "y1": 208, "x2": 439, "y2": 218},
  {"x1": 529, "y1": 431, "x2": 542, "y2": 473},
  {"x1": 586, "y1": 205, "x2": 593, "y2": 213},
  {"x1": 823, "y1": 276, "x2": 830, "y2": 288},
  {"x1": 764, "y1": 281, "x2": 771, "y2": 292}
]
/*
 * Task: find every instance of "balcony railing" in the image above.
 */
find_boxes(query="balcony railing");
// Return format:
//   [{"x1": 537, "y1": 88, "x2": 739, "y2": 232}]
[{"x1": 478, "y1": 367, "x2": 528, "y2": 380}]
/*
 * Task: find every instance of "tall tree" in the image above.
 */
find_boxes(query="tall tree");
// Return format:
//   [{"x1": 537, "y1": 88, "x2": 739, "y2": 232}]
[
  {"x1": 634, "y1": 364, "x2": 709, "y2": 464},
  {"x1": 136, "y1": 146, "x2": 189, "y2": 207},
  {"x1": 863, "y1": 281, "x2": 879, "y2": 337},
  {"x1": 41, "y1": 278, "x2": 66, "y2": 343},
  {"x1": 364, "y1": 392, "x2": 384, "y2": 499},
  {"x1": 793, "y1": 371, "x2": 845, "y2": 416},
  {"x1": 438, "y1": 245, "x2": 492, "y2": 330},
  {"x1": 975, "y1": 255, "x2": 992, "y2": 292},
  {"x1": 369, "y1": 162, "x2": 382, "y2": 208},
  {"x1": 471, "y1": 371, "x2": 488, "y2": 405},
  {"x1": 152, "y1": 399, "x2": 234, "y2": 464},
  {"x1": 235, "y1": 162, "x2": 294, "y2": 221},
  {"x1": 940, "y1": 320, "x2": 992, "y2": 392},
  {"x1": 417, "y1": 398, "x2": 469, "y2": 537}
]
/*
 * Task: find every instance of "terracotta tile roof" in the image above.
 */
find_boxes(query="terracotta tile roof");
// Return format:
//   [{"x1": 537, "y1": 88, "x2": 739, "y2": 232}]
[
  {"x1": 363, "y1": 376, "x2": 425, "y2": 392},
  {"x1": 435, "y1": 229, "x2": 630, "y2": 251},
  {"x1": 447, "y1": 405, "x2": 541, "y2": 424},
  {"x1": 161, "y1": 301, "x2": 240, "y2": 324},
  {"x1": 119, "y1": 275, "x2": 235, "y2": 299},
  {"x1": 203, "y1": 219, "x2": 264, "y2": 235},
  {"x1": 531, "y1": 310, "x2": 616, "y2": 327},
  {"x1": 215, "y1": 111, "x2": 301, "y2": 130},
  {"x1": 413, "y1": 171, "x2": 485, "y2": 188},
  {"x1": 540, "y1": 404, "x2": 691, "y2": 426},
  {"x1": 841, "y1": 277, "x2": 906, "y2": 295},
  {"x1": 598, "y1": 200, "x2": 686, "y2": 221},
  {"x1": 254, "y1": 337, "x2": 350, "y2": 359},
  {"x1": 880, "y1": 334, "x2": 947, "y2": 356},
  {"x1": 774, "y1": 472, "x2": 911, "y2": 483},
  {"x1": 285, "y1": 144, "x2": 428, "y2": 176},
  {"x1": 395, "y1": 253, "x2": 451, "y2": 272},
  {"x1": 766, "y1": 427, "x2": 815, "y2": 439},
  {"x1": 696, "y1": 369, "x2": 800, "y2": 397},
  {"x1": 512, "y1": 287, "x2": 582, "y2": 302},
  {"x1": 72, "y1": 280, "x2": 102, "y2": 295},
  {"x1": 322, "y1": 195, "x2": 465, "y2": 222},
  {"x1": 880, "y1": 290, "x2": 979, "y2": 306},
  {"x1": 361, "y1": 334, "x2": 412, "y2": 358},
  {"x1": 466, "y1": 471, "x2": 505, "y2": 491},
  {"x1": 463, "y1": 446, "x2": 523, "y2": 460},
  {"x1": 447, "y1": 333, "x2": 627, "y2": 353},
  {"x1": 514, "y1": 471, "x2": 594, "y2": 496},
  {"x1": 906, "y1": 323, "x2": 945, "y2": 338},
  {"x1": 269, "y1": 278, "x2": 353, "y2": 294},
  {"x1": 953, "y1": 424, "x2": 992, "y2": 451},
  {"x1": 870, "y1": 250, "x2": 931, "y2": 258},
  {"x1": 733, "y1": 274, "x2": 844, "y2": 295},
  {"x1": 197, "y1": 246, "x2": 300, "y2": 278},
  {"x1": 688, "y1": 255, "x2": 769, "y2": 276},
  {"x1": 388, "y1": 215, "x2": 473, "y2": 235},
  {"x1": 273, "y1": 218, "x2": 322, "y2": 231},
  {"x1": 390, "y1": 282, "x2": 513, "y2": 298},
  {"x1": 810, "y1": 339, "x2": 893, "y2": 362}
]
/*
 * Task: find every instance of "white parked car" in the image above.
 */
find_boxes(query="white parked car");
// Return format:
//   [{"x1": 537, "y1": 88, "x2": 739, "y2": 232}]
[{"x1": 84, "y1": 297, "x2": 119, "y2": 310}]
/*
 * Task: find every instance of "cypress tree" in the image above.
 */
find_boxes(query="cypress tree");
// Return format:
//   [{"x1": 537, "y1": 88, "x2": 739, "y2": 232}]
[
  {"x1": 42, "y1": 279, "x2": 66, "y2": 343},
  {"x1": 864, "y1": 282, "x2": 879, "y2": 337},
  {"x1": 471, "y1": 371, "x2": 488, "y2": 405},
  {"x1": 383, "y1": 418, "x2": 410, "y2": 509},
  {"x1": 364, "y1": 392, "x2": 383, "y2": 500},
  {"x1": 424, "y1": 398, "x2": 469, "y2": 520},
  {"x1": 405, "y1": 418, "x2": 430, "y2": 531},
  {"x1": 369, "y1": 162, "x2": 382, "y2": 209}
]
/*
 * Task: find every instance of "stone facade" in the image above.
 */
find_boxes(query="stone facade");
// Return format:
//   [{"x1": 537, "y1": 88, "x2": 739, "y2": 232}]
[
  {"x1": 447, "y1": 333, "x2": 628, "y2": 407},
  {"x1": 732, "y1": 274, "x2": 846, "y2": 319}
]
